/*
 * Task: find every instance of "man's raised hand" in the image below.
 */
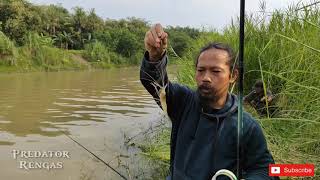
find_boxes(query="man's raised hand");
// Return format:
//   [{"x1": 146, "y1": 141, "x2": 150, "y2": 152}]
[{"x1": 144, "y1": 23, "x2": 168, "y2": 61}]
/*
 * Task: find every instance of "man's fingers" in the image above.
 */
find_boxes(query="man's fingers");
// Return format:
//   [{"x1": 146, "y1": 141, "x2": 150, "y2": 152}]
[
  {"x1": 160, "y1": 32, "x2": 167, "y2": 39},
  {"x1": 145, "y1": 35, "x2": 160, "y2": 53},
  {"x1": 161, "y1": 32, "x2": 168, "y2": 48},
  {"x1": 151, "y1": 24, "x2": 165, "y2": 48},
  {"x1": 154, "y1": 23, "x2": 164, "y2": 37},
  {"x1": 145, "y1": 31, "x2": 157, "y2": 48},
  {"x1": 144, "y1": 23, "x2": 168, "y2": 56},
  {"x1": 145, "y1": 39, "x2": 155, "y2": 51},
  {"x1": 150, "y1": 27, "x2": 160, "y2": 47},
  {"x1": 157, "y1": 31, "x2": 167, "y2": 49}
]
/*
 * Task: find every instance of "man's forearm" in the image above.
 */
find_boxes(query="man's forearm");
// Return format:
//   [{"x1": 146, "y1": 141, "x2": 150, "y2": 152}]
[{"x1": 140, "y1": 51, "x2": 168, "y2": 106}]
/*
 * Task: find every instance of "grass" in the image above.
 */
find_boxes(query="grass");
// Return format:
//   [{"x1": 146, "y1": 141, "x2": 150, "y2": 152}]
[
  {"x1": 139, "y1": 128, "x2": 171, "y2": 165},
  {"x1": 140, "y1": 2, "x2": 320, "y2": 179},
  {"x1": 0, "y1": 32, "x2": 88, "y2": 72},
  {"x1": 127, "y1": 117, "x2": 171, "y2": 179}
]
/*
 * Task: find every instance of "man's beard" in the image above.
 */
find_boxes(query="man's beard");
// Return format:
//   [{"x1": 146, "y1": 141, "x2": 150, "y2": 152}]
[{"x1": 197, "y1": 84, "x2": 219, "y2": 106}]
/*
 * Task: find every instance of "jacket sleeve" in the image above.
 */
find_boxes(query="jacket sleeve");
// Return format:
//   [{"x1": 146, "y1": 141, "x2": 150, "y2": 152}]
[
  {"x1": 243, "y1": 90, "x2": 255, "y2": 103},
  {"x1": 242, "y1": 121, "x2": 280, "y2": 180},
  {"x1": 139, "y1": 51, "x2": 192, "y2": 121}
]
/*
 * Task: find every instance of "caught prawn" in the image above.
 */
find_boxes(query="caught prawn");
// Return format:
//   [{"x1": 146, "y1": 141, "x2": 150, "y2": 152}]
[
  {"x1": 141, "y1": 68, "x2": 169, "y2": 115},
  {"x1": 155, "y1": 83, "x2": 168, "y2": 113}
]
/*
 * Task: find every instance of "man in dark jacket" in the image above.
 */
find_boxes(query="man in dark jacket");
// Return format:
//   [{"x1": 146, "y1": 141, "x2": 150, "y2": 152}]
[
  {"x1": 140, "y1": 24, "x2": 278, "y2": 180},
  {"x1": 244, "y1": 80, "x2": 276, "y2": 117}
]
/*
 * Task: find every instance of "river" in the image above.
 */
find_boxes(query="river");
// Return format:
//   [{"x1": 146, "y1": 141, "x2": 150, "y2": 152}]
[{"x1": 0, "y1": 66, "x2": 175, "y2": 180}]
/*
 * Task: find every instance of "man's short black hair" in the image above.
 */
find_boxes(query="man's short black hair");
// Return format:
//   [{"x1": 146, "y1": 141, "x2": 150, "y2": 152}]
[
  {"x1": 195, "y1": 42, "x2": 237, "y2": 72},
  {"x1": 254, "y1": 80, "x2": 264, "y2": 88}
]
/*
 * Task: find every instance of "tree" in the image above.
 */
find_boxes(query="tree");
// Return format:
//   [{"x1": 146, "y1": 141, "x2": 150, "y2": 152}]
[
  {"x1": 53, "y1": 31, "x2": 73, "y2": 49},
  {"x1": 39, "y1": 4, "x2": 70, "y2": 36},
  {"x1": 0, "y1": 0, "x2": 41, "y2": 45},
  {"x1": 115, "y1": 29, "x2": 140, "y2": 58},
  {"x1": 86, "y1": 9, "x2": 104, "y2": 33},
  {"x1": 168, "y1": 30, "x2": 192, "y2": 57}
]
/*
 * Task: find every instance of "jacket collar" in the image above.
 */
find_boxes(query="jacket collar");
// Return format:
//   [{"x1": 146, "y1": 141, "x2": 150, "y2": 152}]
[{"x1": 198, "y1": 93, "x2": 238, "y2": 119}]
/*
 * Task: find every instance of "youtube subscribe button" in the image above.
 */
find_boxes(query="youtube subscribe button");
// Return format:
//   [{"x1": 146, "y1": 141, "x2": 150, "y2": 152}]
[{"x1": 269, "y1": 164, "x2": 315, "y2": 177}]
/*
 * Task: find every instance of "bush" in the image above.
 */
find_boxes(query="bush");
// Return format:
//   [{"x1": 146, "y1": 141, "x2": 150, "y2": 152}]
[
  {"x1": 115, "y1": 29, "x2": 140, "y2": 58},
  {"x1": 168, "y1": 31, "x2": 193, "y2": 57},
  {"x1": 0, "y1": 31, "x2": 17, "y2": 65},
  {"x1": 84, "y1": 41, "x2": 111, "y2": 63},
  {"x1": 0, "y1": 31, "x2": 15, "y2": 55}
]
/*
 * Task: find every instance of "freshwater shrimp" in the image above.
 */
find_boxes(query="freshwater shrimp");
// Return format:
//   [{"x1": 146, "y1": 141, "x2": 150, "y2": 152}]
[
  {"x1": 141, "y1": 67, "x2": 169, "y2": 115},
  {"x1": 159, "y1": 85, "x2": 167, "y2": 113}
]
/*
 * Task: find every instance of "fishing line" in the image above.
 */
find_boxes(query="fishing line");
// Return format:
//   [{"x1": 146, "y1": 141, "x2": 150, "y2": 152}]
[
  {"x1": 59, "y1": 130, "x2": 128, "y2": 180},
  {"x1": 295, "y1": 1, "x2": 320, "y2": 11}
]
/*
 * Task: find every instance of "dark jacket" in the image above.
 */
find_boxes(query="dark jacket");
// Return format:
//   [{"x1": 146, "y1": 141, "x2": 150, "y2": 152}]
[
  {"x1": 243, "y1": 90, "x2": 276, "y2": 117},
  {"x1": 140, "y1": 52, "x2": 278, "y2": 180}
]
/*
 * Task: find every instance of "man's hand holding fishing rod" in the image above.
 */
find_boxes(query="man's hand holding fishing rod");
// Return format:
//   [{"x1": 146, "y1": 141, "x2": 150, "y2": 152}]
[{"x1": 140, "y1": 23, "x2": 280, "y2": 180}]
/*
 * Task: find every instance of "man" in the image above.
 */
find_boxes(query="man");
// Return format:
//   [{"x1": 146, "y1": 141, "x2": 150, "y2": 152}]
[
  {"x1": 140, "y1": 24, "x2": 278, "y2": 180},
  {"x1": 244, "y1": 80, "x2": 276, "y2": 117}
]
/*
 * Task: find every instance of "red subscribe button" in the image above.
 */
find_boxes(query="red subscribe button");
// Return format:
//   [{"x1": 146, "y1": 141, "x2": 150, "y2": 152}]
[{"x1": 269, "y1": 164, "x2": 314, "y2": 177}]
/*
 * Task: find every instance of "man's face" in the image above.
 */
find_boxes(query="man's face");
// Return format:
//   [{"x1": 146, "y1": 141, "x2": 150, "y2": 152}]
[
  {"x1": 255, "y1": 87, "x2": 263, "y2": 94},
  {"x1": 195, "y1": 49, "x2": 236, "y2": 103}
]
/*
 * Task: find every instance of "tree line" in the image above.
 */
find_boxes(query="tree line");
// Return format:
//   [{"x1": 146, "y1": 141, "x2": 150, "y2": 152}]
[{"x1": 0, "y1": 0, "x2": 201, "y2": 68}]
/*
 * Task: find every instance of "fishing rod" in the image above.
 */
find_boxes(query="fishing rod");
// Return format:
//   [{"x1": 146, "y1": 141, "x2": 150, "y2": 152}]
[
  {"x1": 59, "y1": 130, "x2": 128, "y2": 180},
  {"x1": 237, "y1": 0, "x2": 245, "y2": 179}
]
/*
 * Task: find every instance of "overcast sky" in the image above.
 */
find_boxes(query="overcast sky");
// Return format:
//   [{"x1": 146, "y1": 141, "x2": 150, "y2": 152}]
[{"x1": 29, "y1": 0, "x2": 308, "y2": 29}]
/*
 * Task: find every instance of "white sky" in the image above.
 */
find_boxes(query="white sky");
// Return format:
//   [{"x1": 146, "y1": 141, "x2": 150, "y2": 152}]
[{"x1": 29, "y1": 0, "x2": 309, "y2": 29}]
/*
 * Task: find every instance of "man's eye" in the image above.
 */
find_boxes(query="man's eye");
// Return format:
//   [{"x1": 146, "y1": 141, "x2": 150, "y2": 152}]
[
  {"x1": 197, "y1": 69, "x2": 204, "y2": 72},
  {"x1": 212, "y1": 70, "x2": 221, "y2": 73}
]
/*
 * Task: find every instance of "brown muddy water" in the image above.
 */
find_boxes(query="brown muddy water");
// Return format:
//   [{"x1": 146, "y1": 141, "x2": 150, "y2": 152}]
[{"x1": 0, "y1": 67, "x2": 175, "y2": 180}]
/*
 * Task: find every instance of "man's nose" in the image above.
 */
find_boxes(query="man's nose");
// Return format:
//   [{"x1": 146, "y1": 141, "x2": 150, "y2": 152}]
[{"x1": 202, "y1": 71, "x2": 211, "y2": 82}]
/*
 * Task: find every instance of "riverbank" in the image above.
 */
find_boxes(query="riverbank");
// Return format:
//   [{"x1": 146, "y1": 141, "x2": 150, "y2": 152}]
[
  {"x1": 0, "y1": 33, "x2": 179, "y2": 74},
  {"x1": 0, "y1": 33, "x2": 141, "y2": 74}
]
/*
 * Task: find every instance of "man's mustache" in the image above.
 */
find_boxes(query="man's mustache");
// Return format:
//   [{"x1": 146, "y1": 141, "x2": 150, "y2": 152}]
[{"x1": 199, "y1": 84, "x2": 213, "y2": 91}]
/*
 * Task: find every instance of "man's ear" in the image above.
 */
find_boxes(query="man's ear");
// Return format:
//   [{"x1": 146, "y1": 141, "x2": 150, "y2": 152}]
[{"x1": 230, "y1": 69, "x2": 238, "y2": 83}]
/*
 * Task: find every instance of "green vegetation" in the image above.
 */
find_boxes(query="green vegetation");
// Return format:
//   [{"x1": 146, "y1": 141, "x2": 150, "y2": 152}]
[
  {"x1": 138, "y1": 126, "x2": 171, "y2": 178},
  {"x1": 0, "y1": 0, "x2": 198, "y2": 72},
  {"x1": 139, "y1": 2, "x2": 320, "y2": 179},
  {"x1": 2, "y1": 0, "x2": 319, "y2": 179}
]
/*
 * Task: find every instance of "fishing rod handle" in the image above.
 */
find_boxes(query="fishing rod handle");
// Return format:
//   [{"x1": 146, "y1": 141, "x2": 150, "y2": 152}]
[{"x1": 211, "y1": 169, "x2": 238, "y2": 180}]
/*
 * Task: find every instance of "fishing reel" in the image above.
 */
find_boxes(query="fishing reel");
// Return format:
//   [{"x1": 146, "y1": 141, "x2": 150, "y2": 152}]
[{"x1": 211, "y1": 169, "x2": 237, "y2": 180}]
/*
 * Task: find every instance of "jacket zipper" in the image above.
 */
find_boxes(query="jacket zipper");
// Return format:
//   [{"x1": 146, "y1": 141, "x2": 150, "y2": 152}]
[{"x1": 212, "y1": 117, "x2": 220, "y2": 173}]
